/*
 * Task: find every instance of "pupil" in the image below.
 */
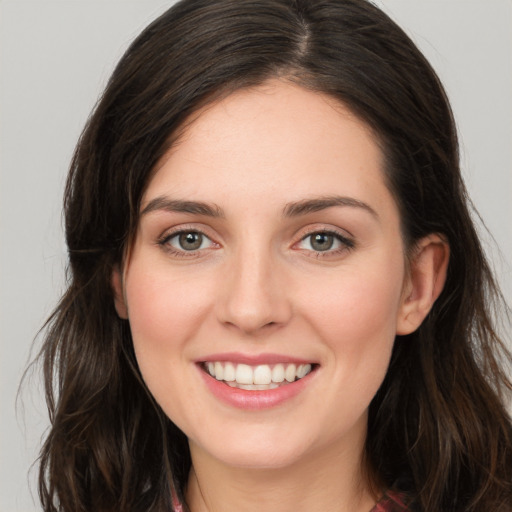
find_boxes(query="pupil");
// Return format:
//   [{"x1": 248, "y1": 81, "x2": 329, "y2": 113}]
[
  {"x1": 179, "y1": 232, "x2": 202, "y2": 250},
  {"x1": 311, "y1": 233, "x2": 333, "y2": 251}
]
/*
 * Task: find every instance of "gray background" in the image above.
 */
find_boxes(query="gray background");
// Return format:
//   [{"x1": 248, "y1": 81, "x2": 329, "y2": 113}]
[{"x1": 1, "y1": 1, "x2": 511, "y2": 510}]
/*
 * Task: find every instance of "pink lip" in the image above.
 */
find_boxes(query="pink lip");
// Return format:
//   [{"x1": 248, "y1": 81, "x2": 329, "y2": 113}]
[
  {"x1": 197, "y1": 352, "x2": 315, "y2": 366},
  {"x1": 196, "y1": 360, "x2": 317, "y2": 411}
]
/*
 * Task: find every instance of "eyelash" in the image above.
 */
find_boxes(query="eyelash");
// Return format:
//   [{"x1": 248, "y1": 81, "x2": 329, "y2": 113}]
[
  {"x1": 295, "y1": 229, "x2": 355, "y2": 258},
  {"x1": 157, "y1": 228, "x2": 355, "y2": 259},
  {"x1": 157, "y1": 228, "x2": 216, "y2": 259}
]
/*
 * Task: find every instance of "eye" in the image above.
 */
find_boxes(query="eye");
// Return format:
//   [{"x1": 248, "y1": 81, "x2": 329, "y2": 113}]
[
  {"x1": 161, "y1": 230, "x2": 215, "y2": 253},
  {"x1": 296, "y1": 230, "x2": 354, "y2": 254}
]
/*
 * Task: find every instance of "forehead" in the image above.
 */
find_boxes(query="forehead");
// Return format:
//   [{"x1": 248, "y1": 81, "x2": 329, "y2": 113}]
[{"x1": 144, "y1": 80, "x2": 393, "y2": 217}]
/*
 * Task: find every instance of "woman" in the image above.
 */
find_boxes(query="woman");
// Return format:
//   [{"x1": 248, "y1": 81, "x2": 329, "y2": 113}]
[{"x1": 37, "y1": 1, "x2": 512, "y2": 511}]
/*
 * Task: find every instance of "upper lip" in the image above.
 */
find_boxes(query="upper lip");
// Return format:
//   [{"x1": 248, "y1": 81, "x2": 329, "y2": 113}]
[{"x1": 196, "y1": 352, "x2": 318, "y2": 366}]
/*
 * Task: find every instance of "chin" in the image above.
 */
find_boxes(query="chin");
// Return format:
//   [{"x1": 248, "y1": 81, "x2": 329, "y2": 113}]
[{"x1": 190, "y1": 427, "x2": 315, "y2": 470}]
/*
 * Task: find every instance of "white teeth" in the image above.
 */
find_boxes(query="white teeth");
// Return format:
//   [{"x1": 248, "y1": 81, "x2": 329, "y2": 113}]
[
  {"x1": 297, "y1": 363, "x2": 312, "y2": 379},
  {"x1": 271, "y1": 364, "x2": 285, "y2": 383},
  {"x1": 285, "y1": 364, "x2": 296, "y2": 382},
  {"x1": 214, "y1": 362, "x2": 224, "y2": 381},
  {"x1": 237, "y1": 383, "x2": 279, "y2": 390},
  {"x1": 223, "y1": 362, "x2": 236, "y2": 382},
  {"x1": 235, "y1": 364, "x2": 253, "y2": 385},
  {"x1": 253, "y1": 365, "x2": 272, "y2": 385},
  {"x1": 204, "y1": 361, "x2": 313, "y2": 388}
]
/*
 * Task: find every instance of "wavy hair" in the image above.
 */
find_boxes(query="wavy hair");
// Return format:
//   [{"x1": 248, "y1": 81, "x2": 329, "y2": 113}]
[{"x1": 37, "y1": 1, "x2": 512, "y2": 511}]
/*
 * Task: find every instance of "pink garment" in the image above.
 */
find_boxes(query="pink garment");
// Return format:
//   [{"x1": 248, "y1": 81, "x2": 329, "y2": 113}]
[
  {"x1": 371, "y1": 491, "x2": 408, "y2": 511},
  {"x1": 172, "y1": 494, "x2": 184, "y2": 512}
]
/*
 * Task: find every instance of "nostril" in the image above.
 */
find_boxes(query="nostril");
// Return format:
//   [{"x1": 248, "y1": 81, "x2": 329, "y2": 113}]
[{"x1": 222, "y1": 317, "x2": 283, "y2": 336}]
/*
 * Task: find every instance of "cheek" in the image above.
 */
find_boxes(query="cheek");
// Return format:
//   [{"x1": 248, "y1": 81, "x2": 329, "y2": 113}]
[
  {"x1": 124, "y1": 265, "x2": 213, "y2": 361},
  {"x1": 300, "y1": 259, "x2": 404, "y2": 393},
  {"x1": 307, "y1": 264, "x2": 403, "y2": 341},
  {"x1": 122, "y1": 264, "x2": 218, "y2": 426},
  {"x1": 298, "y1": 266, "x2": 403, "y2": 437}
]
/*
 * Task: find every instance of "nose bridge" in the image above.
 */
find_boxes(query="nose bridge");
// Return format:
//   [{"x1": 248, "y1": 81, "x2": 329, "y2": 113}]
[{"x1": 218, "y1": 236, "x2": 290, "y2": 334}]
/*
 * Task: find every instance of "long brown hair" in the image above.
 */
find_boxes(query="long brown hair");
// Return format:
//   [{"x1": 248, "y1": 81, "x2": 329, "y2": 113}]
[{"x1": 37, "y1": 1, "x2": 512, "y2": 511}]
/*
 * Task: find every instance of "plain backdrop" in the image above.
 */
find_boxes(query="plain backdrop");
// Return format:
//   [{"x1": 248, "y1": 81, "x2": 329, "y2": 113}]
[{"x1": 1, "y1": 1, "x2": 511, "y2": 510}]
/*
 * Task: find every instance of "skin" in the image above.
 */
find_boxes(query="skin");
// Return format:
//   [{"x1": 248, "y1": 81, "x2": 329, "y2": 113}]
[{"x1": 113, "y1": 80, "x2": 449, "y2": 512}]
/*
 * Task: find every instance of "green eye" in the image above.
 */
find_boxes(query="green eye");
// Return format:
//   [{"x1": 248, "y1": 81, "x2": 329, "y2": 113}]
[
  {"x1": 162, "y1": 231, "x2": 214, "y2": 253},
  {"x1": 309, "y1": 233, "x2": 335, "y2": 251},
  {"x1": 178, "y1": 232, "x2": 204, "y2": 251},
  {"x1": 297, "y1": 231, "x2": 354, "y2": 254}
]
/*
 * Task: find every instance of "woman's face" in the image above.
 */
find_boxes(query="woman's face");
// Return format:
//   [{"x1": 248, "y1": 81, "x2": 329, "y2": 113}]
[{"x1": 115, "y1": 80, "x2": 415, "y2": 470}]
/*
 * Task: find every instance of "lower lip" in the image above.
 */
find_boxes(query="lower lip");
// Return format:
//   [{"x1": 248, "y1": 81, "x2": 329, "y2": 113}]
[{"x1": 198, "y1": 366, "x2": 316, "y2": 410}]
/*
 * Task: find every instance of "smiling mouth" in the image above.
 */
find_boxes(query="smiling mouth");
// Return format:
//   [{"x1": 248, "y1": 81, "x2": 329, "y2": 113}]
[{"x1": 202, "y1": 362, "x2": 315, "y2": 390}]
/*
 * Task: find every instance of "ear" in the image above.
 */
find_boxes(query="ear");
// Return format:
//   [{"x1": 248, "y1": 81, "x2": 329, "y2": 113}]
[
  {"x1": 396, "y1": 234, "x2": 449, "y2": 335},
  {"x1": 111, "y1": 266, "x2": 128, "y2": 319}
]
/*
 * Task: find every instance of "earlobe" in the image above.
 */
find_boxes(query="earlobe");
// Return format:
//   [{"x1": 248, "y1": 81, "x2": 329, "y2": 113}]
[
  {"x1": 111, "y1": 266, "x2": 129, "y2": 319},
  {"x1": 396, "y1": 234, "x2": 449, "y2": 335}
]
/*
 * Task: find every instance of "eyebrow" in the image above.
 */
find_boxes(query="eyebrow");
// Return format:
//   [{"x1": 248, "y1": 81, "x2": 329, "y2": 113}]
[
  {"x1": 282, "y1": 195, "x2": 379, "y2": 219},
  {"x1": 140, "y1": 195, "x2": 378, "y2": 219},
  {"x1": 141, "y1": 197, "x2": 225, "y2": 217}
]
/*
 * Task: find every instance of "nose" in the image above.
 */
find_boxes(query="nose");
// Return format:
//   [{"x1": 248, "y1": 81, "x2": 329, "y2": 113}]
[{"x1": 216, "y1": 246, "x2": 292, "y2": 335}]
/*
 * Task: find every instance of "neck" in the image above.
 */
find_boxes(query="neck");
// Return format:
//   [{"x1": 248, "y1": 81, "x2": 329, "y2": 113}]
[{"x1": 185, "y1": 426, "x2": 377, "y2": 512}]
